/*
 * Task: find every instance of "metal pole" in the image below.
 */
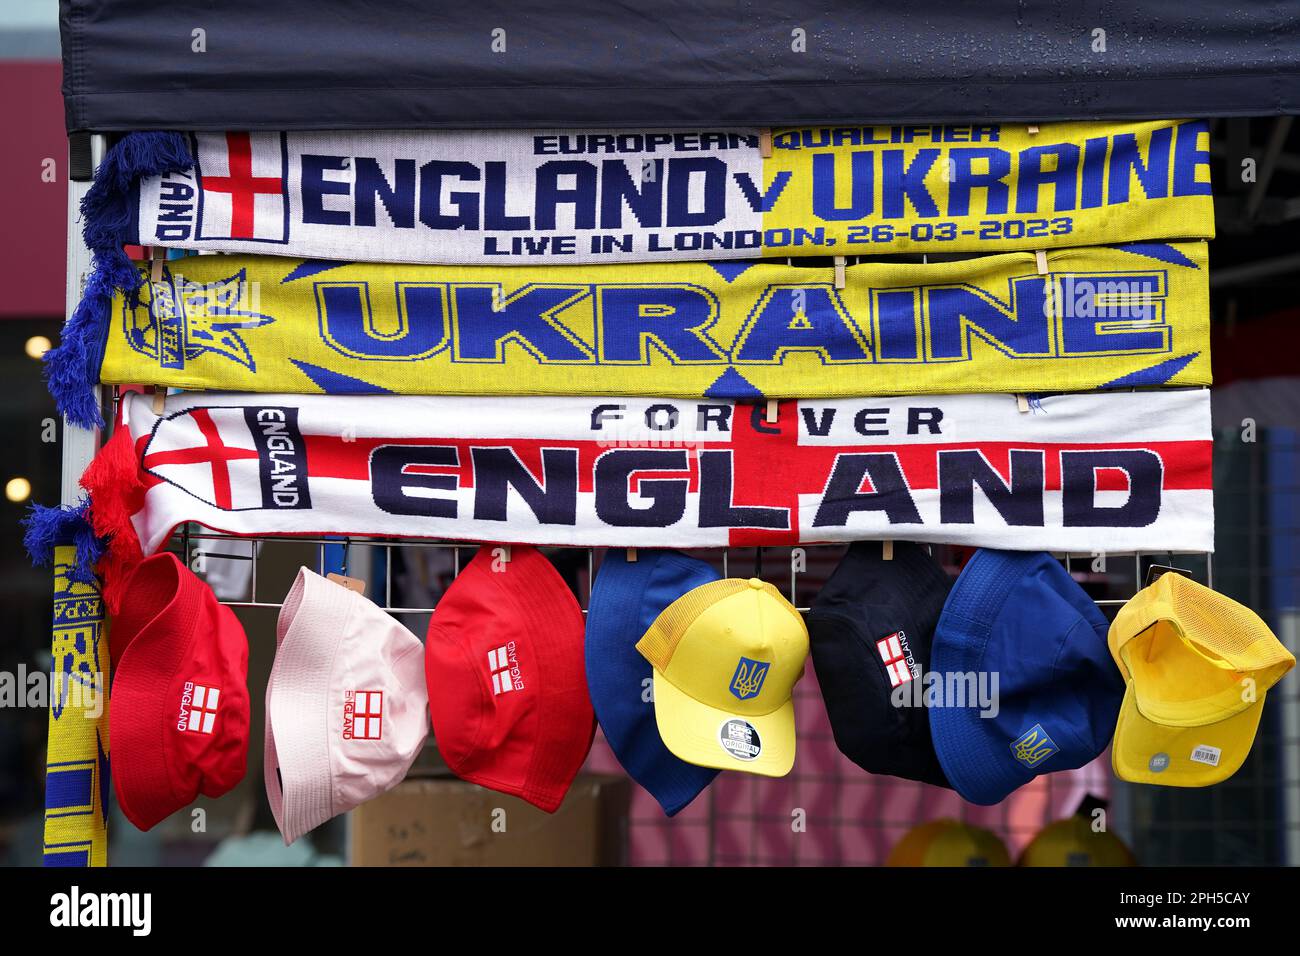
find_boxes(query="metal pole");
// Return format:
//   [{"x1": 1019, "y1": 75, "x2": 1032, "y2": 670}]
[{"x1": 59, "y1": 135, "x2": 104, "y2": 505}]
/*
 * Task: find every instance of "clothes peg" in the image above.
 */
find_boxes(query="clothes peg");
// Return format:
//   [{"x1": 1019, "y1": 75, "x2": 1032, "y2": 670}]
[
  {"x1": 882, "y1": 540, "x2": 894, "y2": 561},
  {"x1": 152, "y1": 387, "x2": 167, "y2": 414},
  {"x1": 834, "y1": 256, "x2": 847, "y2": 290},
  {"x1": 1034, "y1": 250, "x2": 1048, "y2": 274},
  {"x1": 765, "y1": 399, "x2": 779, "y2": 424},
  {"x1": 1027, "y1": 124, "x2": 1040, "y2": 135},
  {"x1": 759, "y1": 128, "x2": 773, "y2": 158},
  {"x1": 1015, "y1": 394, "x2": 1030, "y2": 413},
  {"x1": 626, "y1": 548, "x2": 638, "y2": 563},
  {"x1": 150, "y1": 256, "x2": 164, "y2": 284}
]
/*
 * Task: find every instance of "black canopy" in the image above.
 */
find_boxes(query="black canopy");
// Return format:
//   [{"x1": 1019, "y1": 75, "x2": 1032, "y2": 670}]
[{"x1": 61, "y1": 0, "x2": 1300, "y2": 132}]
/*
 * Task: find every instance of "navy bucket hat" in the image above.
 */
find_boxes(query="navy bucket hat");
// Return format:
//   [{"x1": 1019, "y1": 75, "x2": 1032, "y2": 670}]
[
  {"x1": 928, "y1": 549, "x2": 1125, "y2": 806},
  {"x1": 585, "y1": 549, "x2": 720, "y2": 815}
]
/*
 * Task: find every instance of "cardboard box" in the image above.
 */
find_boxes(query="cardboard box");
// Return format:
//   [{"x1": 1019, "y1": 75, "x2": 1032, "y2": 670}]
[{"x1": 348, "y1": 773, "x2": 631, "y2": 866}]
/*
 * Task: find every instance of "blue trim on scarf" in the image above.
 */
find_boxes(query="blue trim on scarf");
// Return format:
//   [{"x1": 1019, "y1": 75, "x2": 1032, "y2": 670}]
[
  {"x1": 290, "y1": 359, "x2": 394, "y2": 394},
  {"x1": 1100, "y1": 352, "x2": 1200, "y2": 389}
]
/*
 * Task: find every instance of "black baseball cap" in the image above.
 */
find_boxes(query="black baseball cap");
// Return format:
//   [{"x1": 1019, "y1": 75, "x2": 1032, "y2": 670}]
[{"x1": 806, "y1": 541, "x2": 953, "y2": 788}]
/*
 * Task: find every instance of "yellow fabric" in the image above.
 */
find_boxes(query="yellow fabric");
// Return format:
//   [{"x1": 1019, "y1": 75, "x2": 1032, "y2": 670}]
[
  {"x1": 766, "y1": 120, "x2": 1214, "y2": 254},
  {"x1": 636, "y1": 579, "x2": 756, "y2": 670},
  {"x1": 100, "y1": 243, "x2": 1211, "y2": 398},
  {"x1": 636, "y1": 578, "x2": 808, "y2": 777},
  {"x1": 1109, "y1": 574, "x2": 1295, "y2": 786},
  {"x1": 1017, "y1": 817, "x2": 1136, "y2": 867},
  {"x1": 43, "y1": 547, "x2": 110, "y2": 866},
  {"x1": 886, "y1": 819, "x2": 1011, "y2": 867}
]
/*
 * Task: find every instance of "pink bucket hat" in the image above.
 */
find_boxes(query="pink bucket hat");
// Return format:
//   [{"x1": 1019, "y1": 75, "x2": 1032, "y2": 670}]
[{"x1": 265, "y1": 568, "x2": 429, "y2": 844}]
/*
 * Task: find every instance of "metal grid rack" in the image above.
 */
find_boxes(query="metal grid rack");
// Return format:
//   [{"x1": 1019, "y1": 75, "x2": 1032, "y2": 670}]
[{"x1": 174, "y1": 526, "x2": 1214, "y2": 616}]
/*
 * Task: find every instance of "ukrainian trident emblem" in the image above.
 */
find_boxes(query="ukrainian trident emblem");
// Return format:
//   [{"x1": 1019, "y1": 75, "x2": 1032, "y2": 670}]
[
  {"x1": 124, "y1": 265, "x2": 274, "y2": 372},
  {"x1": 730, "y1": 656, "x2": 771, "y2": 701},
  {"x1": 1010, "y1": 723, "x2": 1059, "y2": 768}
]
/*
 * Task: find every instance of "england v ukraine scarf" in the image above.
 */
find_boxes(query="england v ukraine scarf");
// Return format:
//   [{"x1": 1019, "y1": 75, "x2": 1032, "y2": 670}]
[
  {"x1": 127, "y1": 121, "x2": 1212, "y2": 264},
  {"x1": 95, "y1": 243, "x2": 1211, "y2": 400},
  {"x1": 82, "y1": 389, "x2": 1213, "y2": 598}
]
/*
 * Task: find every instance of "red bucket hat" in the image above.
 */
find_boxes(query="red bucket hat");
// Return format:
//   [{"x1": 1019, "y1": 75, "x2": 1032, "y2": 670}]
[
  {"x1": 425, "y1": 546, "x2": 594, "y2": 813},
  {"x1": 110, "y1": 552, "x2": 250, "y2": 830}
]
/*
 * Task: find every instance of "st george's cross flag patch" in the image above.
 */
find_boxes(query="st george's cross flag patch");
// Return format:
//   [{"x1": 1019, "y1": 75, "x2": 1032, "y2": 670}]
[
  {"x1": 182, "y1": 132, "x2": 290, "y2": 244},
  {"x1": 138, "y1": 404, "x2": 312, "y2": 511},
  {"x1": 877, "y1": 632, "x2": 916, "y2": 688},
  {"x1": 80, "y1": 390, "x2": 1214, "y2": 592}
]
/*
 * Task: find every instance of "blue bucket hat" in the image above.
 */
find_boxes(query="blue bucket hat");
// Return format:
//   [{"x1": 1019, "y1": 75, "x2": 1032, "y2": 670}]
[
  {"x1": 928, "y1": 550, "x2": 1124, "y2": 806},
  {"x1": 585, "y1": 549, "x2": 721, "y2": 815}
]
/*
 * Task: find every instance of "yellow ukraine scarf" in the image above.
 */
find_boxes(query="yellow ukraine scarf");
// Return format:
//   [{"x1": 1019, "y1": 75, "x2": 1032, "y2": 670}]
[{"x1": 101, "y1": 243, "x2": 1210, "y2": 398}]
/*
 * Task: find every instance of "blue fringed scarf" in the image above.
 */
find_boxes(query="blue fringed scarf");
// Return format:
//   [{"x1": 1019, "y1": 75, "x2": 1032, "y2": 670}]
[
  {"x1": 43, "y1": 132, "x2": 193, "y2": 429},
  {"x1": 22, "y1": 499, "x2": 108, "y2": 586}
]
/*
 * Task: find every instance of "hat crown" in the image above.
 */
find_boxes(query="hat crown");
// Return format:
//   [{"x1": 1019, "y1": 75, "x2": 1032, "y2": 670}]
[
  {"x1": 584, "y1": 549, "x2": 722, "y2": 815},
  {"x1": 641, "y1": 579, "x2": 808, "y2": 717},
  {"x1": 1114, "y1": 573, "x2": 1295, "y2": 682},
  {"x1": 928, "y1": 550, "x2": 1123, "y2": 806},
  {"x1": 266, "y1": 568, "x2": 429, "y2": 845},
  {"x1": 424, "y1": 546, "x2": 594, "y2": 813},
  {"x1": 1111, "y1": 573, "x2": 1295, "y2": 733},
  {"x1": 113, "y1": 552, "x2": 251, "y2": 831}
]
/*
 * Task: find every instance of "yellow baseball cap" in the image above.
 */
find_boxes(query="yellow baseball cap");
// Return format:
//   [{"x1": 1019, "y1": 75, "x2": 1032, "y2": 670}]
[
  {"x1": 1109, "y1": 573, "x2": 1294, "y2": 786},
  {"x1": 635, "y1": 577, "x2": 808, "y2": 777},
  {"x1": 1017, "y1": 816, "x2": 1135, "y2": 867},
  {"x1": 886, "y1": 819, "x2": 1011, "y2": 867}
]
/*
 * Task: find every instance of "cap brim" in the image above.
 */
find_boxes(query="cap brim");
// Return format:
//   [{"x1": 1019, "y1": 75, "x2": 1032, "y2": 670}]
[
  {"x1": 1111, "y1": 681, "x2": 1262, "y2": 786},
  {"x1": 651, "y1": 671, "x2": 795, "y2": 776}
]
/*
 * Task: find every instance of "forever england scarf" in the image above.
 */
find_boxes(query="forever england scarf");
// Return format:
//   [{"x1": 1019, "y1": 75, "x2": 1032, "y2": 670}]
[
  {"x1": 92, "y1": 243, "x2": 1211, "y2": 403},
  {"x1": 81, "y1": 390, "x2": 1213, "y2": 598},
  {"x1": 126, "y1": 121, "x2": 1212, "y2": 265}
]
